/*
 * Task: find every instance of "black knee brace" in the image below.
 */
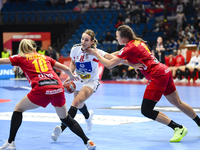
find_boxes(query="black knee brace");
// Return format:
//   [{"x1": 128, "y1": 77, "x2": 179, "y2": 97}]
[{"x1": 141, "y1": 98, "x2": 159, "y2": 120}]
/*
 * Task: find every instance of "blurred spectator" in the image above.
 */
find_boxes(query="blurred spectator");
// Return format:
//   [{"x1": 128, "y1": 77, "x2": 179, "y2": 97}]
[
  {"x1": 110, "y1": 0, "x2": 120, "y2": 10},
  {"x1": 177, "y1": 50, "x2": 200, "y2": 83},
  {"x1": 170, "y1": 38, "x2": 178, "y2": 51},
  {"x1": 183, "y1": 27, "x2": 192, "y2": 38},
  {"x1": 103, "y1": 32, "x2": 114, "y2": 43},
  {"x1": 137, "y1": 2, "x2": 145, "y2": 14},
  {"x1": 117, "y1": 12, "x2": 124, "y2": 22},
  {"x1": 192, "y1": 38, "x2": 200, "y2": 46},
  {"x1": 37, "y1": 46, "x2": 47, "y2": 55},
  {"x1": 147, "y1": 1, "x2": 156, "y2": 8},
  {"x1": 104, "y1": 0, "x2": 110, "y2": 9},
  {"x1": 186, "y1": 23, "x2": 195, "y2": 33},
  {"x1": 125, "y1": 14, "x2": 132, "y2": 25},
  {"x1": 91, "y1": 0, "x2": 97, "y2": 9},
  {"x1": 97, "y1": 0, "x2": 104, "y2": 9},
  {"x1": 46, "y1": 45, "x2": 58, "y2": 61},
  {"x1": 82, "y1": 1, "x2": 90, "y2": 11},
  {"x1": 166, "y1": 52, "x2": 176, "y2": 67},
  {"x1": 140, "y1": 12, "x2": 147, "y2": 24},
  {"x1": 189, "y1": 33, "x2": 197, "y2": 43},
  {"x1": 170, "y1": 49, "x2": 185, "y2": 79},
  {"x1": 180, "y1": 37, "x2": 189, "y2": 45},
  {"x1": 163, "y1": 25, "x2": 171, "y2": 40},
  {"x1": 1, "y1": 47, "x2": 10, "y2": 58},
  {"x1": 133, "y1": 14, "x2": 140, "y2": 25},
  {"x1": 129, "y1": 1, "x2": 139, "y2": 17},
  {"x1": 172, "y1": 0, "x2": 179, "y2": 5},
  {"x1": 115, "y1": 20, "x2": 123, "y2": 28},
  {"x1": 176, "y1": 12, "x2": 186, "y2": 33},
  {"x1": 152, "y1": 36, "x2": 166, "y2": 64},
  {"x1": 73, "y1": 1, "x2": 83, "y2": 11},
  {"x1": 125, "y1": 0, "x2": 132, "y2": 12},
  {"x1": 176, "y1": 0, "x2": 186, "y2": 13},
  {"x1": 154, "y1": 20, "x2": 165, "y2": 32},
  {"x1": 155, "y1": 1, "x2": 165, "y2": 9},
  {"x1": 165, "y1": 39, "x2": 173, "y2": 55}
]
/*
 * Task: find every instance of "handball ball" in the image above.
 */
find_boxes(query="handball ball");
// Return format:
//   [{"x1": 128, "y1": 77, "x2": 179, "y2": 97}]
[{"x1": 64, "y1": 81, "x2": 76, "y2": 94}]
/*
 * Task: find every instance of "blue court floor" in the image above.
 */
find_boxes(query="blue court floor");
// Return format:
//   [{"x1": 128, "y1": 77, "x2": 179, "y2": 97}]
[{"x1": 0, "y1": 79, "x2": 200, "y2": 150}]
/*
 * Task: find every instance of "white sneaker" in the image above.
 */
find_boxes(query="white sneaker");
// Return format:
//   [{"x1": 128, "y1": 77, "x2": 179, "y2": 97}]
[
  {"x1": 190, "y1": 78, "x2": 193, "y2": 83},
  {"x1": 0, "y1": 140, "x2": 16, "y2": 150},
  {"x1": 196, "y1": 79, "x2": 200, "y2": 83},
  {"x1": 51, "y1": 125, "x2": 62, "y2": 142},
  {"x1": 86, "y1": 140, "x2": 96, "y2": 150},
  {"x1": 173, "y1": 78, "x2": 180, "y2": 82},
  {"x1": 85, "y1": 110, "x2": 94, "y2": 131},
  {"x1": 140, "y1": 78, "x2": 147, "y2": 82},
  {"x1": 180, "y1": 78, "x2": 188, "y2": 83}
]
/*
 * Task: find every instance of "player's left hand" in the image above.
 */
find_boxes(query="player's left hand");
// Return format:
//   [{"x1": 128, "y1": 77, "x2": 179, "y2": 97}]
[
  {"x1": 130, "y1": 63, "x2": 145, "y2": 70},
  {"x1": 85, "y1": 47, "x2": 98, "y2": 55}
]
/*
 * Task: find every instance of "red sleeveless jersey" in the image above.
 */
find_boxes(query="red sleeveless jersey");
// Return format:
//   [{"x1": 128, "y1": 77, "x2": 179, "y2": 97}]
[
  {"x1": 9, "y1": 52, "x2": 63, "y2": 91},
  {"x1": 117, "y1": 40, "x2": 169, "y2": 80}
]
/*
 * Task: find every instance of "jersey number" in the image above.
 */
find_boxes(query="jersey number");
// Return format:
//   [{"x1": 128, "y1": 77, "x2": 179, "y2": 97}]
[{"x1": 32, "y1": 59, "x2": 48, "y2": 73}]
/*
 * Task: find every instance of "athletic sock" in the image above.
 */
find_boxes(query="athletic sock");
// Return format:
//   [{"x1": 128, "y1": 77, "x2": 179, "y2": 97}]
[
  {"x1": 79, "y1": 104, "x2": 89, "y2": 119},
  {"x1": 193, "y1": 116, "x2": 200, "y2": 126},
  {"x1": 168, "y1": 120, "x2": 182, "y2": 130},
  {"x1": 60, "y1": 106, "x2": 78, "y2": 132},
  {"x1": 61, "y1": 115, "x2": 89, "y2": 144},
  {"x1": 8, "y1": 111, "x2": 23, "y2": 143}
]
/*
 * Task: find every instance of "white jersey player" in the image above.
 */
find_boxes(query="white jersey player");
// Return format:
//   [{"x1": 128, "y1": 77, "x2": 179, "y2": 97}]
[{"x1": 51, "y1": 29, "x2": 115, "y2": 141}]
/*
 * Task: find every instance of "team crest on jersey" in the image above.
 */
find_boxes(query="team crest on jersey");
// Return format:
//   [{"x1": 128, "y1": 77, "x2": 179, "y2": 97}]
[{"x1": 75, "y1": 62, "x2": 92, "y2": 73}]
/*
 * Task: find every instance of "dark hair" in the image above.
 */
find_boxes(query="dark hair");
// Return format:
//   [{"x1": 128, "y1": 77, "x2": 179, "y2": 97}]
[{"x1": 117, "y1": 25, "x2": 146, "y2": 42}]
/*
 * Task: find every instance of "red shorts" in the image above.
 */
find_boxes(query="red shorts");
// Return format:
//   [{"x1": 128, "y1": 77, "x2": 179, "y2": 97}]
[
  {"x1": 27, "y1": 88, "x2": 66, "y2": 108},
  {"x1": 143, "y1": 71, "x2": 176, "y2": 101}
]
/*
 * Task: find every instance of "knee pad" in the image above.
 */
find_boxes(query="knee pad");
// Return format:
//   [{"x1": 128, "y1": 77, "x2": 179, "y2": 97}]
[{"x1": 141, "y1": 98, "x2": 159, "y2": 120}]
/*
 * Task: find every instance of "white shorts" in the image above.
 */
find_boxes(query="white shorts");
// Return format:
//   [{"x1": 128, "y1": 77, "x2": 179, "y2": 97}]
[{"x1": 74, "y1": 80, "x2": 100, "y2": 92}]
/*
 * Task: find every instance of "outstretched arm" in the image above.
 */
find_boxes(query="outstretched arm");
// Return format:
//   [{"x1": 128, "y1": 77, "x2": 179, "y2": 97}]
[
  {"x1": 53, "y1": 62, "x2": 78, "y2": 81},
  {"x1": 0, "y1": 58, "x2": 12, "y2": 64},
  {"x1": 87, "y1": 48, "x2": 124, "y2": 69}
]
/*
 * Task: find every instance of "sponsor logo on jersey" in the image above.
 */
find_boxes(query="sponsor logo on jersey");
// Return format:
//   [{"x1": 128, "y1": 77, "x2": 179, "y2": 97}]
[
  {"x1": 45, "y1": 88, "x2": 63, "y2": 95},
  {"x1": 38, "y1": 79, "x2": 58, "y2": 86}
]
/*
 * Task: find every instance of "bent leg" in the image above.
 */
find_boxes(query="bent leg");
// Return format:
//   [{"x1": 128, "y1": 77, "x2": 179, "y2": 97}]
[
  {"x1": 54, "y1": 105, "x2": 89, "y2": 144},
  {"x1": 165, "y1": 90, "x2": 197, "y2": 119},
  {"x1": 9, "y1": 95, "x2": 40, "y2": 143}
]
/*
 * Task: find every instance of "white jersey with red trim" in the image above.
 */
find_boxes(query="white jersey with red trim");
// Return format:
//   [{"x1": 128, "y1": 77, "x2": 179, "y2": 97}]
[{"x1": 70, "y1": 44, "x2": 107, "y2": 82}]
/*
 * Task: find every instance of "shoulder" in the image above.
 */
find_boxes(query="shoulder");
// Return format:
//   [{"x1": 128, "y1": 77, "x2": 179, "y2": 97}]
[{"x1": 72, "y1": 43, "x2": 81, "y2": 49}]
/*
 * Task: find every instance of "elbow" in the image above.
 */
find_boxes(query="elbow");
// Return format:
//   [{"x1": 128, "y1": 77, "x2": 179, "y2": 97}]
[{"x1": 105, "y1": 65, "x2": 112, "y2": 69}]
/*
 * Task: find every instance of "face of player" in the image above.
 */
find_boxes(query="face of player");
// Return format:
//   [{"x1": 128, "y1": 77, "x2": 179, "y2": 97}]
[
  {"x1": 116, "y1": 31, "x2": 125, "y2": 45},
  {"x1": 81, "y1": 33, "x2": 94, "y2": 50}
]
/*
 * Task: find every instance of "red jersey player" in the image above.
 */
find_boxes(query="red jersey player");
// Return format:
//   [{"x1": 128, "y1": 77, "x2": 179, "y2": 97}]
[
  {"x1": 86, "y1": 25, "x2": 200, "y2": 143},
  {"x1": 0, "y1": 39, "x2": 96, "y2": 150}
]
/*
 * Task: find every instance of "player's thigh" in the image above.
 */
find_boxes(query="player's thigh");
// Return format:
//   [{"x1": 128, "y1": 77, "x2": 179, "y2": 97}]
[
  {"x1": 178, "y1": 65, "x2": 185, "y2": 71},
  {"x1": 54, "y1": 103, "x2": 68, "y2": 119},
  {"x1": 14, "y1": 95, "x2": 40, "y2": 112}
]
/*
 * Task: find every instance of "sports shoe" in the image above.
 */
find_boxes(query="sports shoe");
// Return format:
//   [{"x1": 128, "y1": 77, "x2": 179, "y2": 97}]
[
  {"x1": 51, "y1": 125, "x2": 62, "y2": 142},
  {"x1": 170, "y1": 126, "x2": 188, "y2": 142},
  {"x1": 190, "y1": 78, "x2": 193, "y2": 83},
  {"x1": 0, "y1": 140, "x2": 16, "y2": 150},
  {"x1": 173, "y1": 78, "x2": 180, "y2": 82},
  {"x1": 86, "y1": 140, "x2": 96, "y2": 150},
  {"x1": 180, "y1": 78, "x2": 188, "y2": 83},
  {"x1": 196, "y1": 79, "x2": 200, "y2": 83},
  {"x1": 85, "y1": 110, "x2": 94, "y2": 131}
]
